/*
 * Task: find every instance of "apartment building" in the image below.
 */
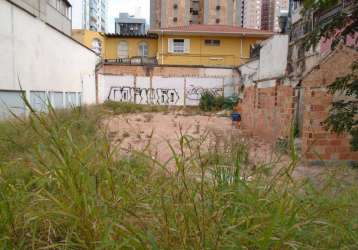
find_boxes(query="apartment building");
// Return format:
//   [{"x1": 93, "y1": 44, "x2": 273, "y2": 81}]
[
  {"x1": 72, "y1": 0, "x2": 107, "y2": 32},
  {"x1": 261, "y1": 0, "x2": 289, "y2": 32},
  {"x1": 243, "y1": 0, "x2": 262, "y2": 29},
  {"x1": 150, "y1": 0, "x2": 243, "y2": 29},
  {"x1": 115, "y1": 13, "x2": 146, "y2": 35}
]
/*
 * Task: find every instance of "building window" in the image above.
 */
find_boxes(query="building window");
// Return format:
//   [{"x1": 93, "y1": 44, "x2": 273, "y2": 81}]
[
  {"x1": 49, "y1": 92, "x2": 64, "y2": 109},
  {"x1": 204, "y1": 39, "x2": 221, "y2": 46},
  {"x1": 0, "y1": 90, "x2": 25, "y2": 119},
  {"x1": 30, "y1": 91, "x2": 47, "y2": 112},
  {"x1": 173, "y1": 39, "x2": 185, "y2": 53},
  {"x1": 65, "y1": 92, "x2": 77, "y2": 107},
  {"x1": 117, "y1": 41, "x2": 129, "y2": 58},
  {"x1": 168, "y1": 38, "x2": 190, "y2": 53},
  {"x1": 138, "y1": 42, "x2": 149, "y2": 57},
  {"x1": 91, "y1": 38, "x2": 102, "y2": 55}
]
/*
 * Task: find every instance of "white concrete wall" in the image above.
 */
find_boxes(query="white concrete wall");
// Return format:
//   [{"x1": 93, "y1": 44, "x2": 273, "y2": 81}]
[
  {"x1": 185, "y1": 77, "x2": 224, "y2": 106},
  {"x1": 223, "y1": 76, "x2": 239, "y2": 97},
  {"x1": 99, "y1": 74, "x2": 232, "y2": 106},
  {"x1": 238, "y1": 35, "x2": 289, "y2": 89},
  {"x1": 0, "y1": 0, "x2": 98, "y2": 116},
  {"x1": 259, "y1": 35, "x2": 289, "y2": 80},
  {"x1": 153, "y1": 77, "x2": 185, "y2": 105},
  {"x1": 99, "y1": 75, "x2": 134, "y2": 103},
  {"x1": 238, "y1": 59, "x2": 259, "y2": 87}
]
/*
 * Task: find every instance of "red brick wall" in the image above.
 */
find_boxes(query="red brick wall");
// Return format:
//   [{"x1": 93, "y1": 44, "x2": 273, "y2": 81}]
[
  {"x1": 240, "y1": 82, "x2": 295, "y2": 141},
  {"x1": 301, "y1": 47, "x2": 358, "y2": 162},
  {"x1": 97, "y1": 64, "x2": 204, "y2": 77}
]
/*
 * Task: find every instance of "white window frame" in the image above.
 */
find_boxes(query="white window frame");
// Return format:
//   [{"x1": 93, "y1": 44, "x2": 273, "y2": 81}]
[
  {"x1": 168, "y1": 38, "x2": 190, "y2": 54},
  {"x1": 138, "y1": 41, "x2": 149, "y2": 57},
  {"x1": 117, "y1": 41, "x2": 129, "y2": 59},
  {"x1": 204, "y1": 39, "x2": 221, "y2": 46},
  {"x1": 173, "y1": 39, "x2": 185, "y2": 53}
]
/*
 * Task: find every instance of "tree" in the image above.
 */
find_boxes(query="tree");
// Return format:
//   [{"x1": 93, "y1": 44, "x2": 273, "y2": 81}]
[{"x1": 302, "y1": 0, "x2": 358, "y2": 150}]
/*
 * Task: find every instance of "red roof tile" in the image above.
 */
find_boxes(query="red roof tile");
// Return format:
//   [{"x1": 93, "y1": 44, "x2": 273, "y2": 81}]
[{"x1": 151, "y1": 24, "x2": 273, "y2": 36}]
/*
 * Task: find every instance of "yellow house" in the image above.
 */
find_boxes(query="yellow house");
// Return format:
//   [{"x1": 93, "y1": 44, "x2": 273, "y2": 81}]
[
  {"x1": 103, "y1": 33, "x2": 157, "y2": 60},
  {"x1": 72, "y1": 29, "x2": 158, "y2": 61},
  {"x1": 150, "y1": 25, "x2": 273, "y2": 67},
  {"x1": 72, "y1": 29, "x2": 106, "y2": 57},
  {"x1": 72, "y1": 25, "x2": 272, "y2": 67}
]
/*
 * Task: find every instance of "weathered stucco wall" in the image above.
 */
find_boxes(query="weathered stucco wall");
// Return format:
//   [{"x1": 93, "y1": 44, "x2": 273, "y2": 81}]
[
  {"x1": 259, "y1": 35, "x2": 289, "y2": 80},
  {"x1": 0, "y1": 0, "x2": 98, "y2": 117},
  {"x1": 97, "y1": 64, "x2": 239, "y2": 105}
]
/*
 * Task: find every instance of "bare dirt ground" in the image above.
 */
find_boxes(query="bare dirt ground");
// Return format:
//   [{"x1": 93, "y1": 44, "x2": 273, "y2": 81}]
[
  {"x1": 104, "y1": 113, "x2": 235, "y2": 168},
  {"x1": 103, "y1": 112, "x2": 358, "y2": 181}
]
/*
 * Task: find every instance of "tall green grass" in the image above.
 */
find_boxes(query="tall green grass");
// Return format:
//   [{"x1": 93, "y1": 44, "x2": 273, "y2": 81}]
[{"x1": 0, "y1": 103, "x2": 357, "y2": 249}]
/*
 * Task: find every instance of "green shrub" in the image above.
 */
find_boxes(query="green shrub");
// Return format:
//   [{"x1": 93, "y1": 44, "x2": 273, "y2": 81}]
[
  {"x1": 223, "y1": 95, "x2": 239, "y2": 110},
  {"x1": 199, "y1": 91, "x2": 216, "y2": 111},
  {"x1": 214, "y1": 95, "x2": 225, "y2": 110},
  {"x1": 199, "y1": 92, "x2": 239, "y2": 111}
]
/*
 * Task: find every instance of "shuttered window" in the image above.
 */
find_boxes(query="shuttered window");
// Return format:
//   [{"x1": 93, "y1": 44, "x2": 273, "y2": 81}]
[
  {"x1": 168, "y1": 38, "x2": 190, "y2": 53},
  {"x1": 138, "y1": 42, "x2": 149, "y2": 57},
  {"x1": 117, "y1": 41, "x2": 129, "y2": 58}
]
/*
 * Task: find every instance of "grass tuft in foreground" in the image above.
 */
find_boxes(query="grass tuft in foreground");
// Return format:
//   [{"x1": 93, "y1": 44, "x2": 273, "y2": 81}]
[{"x1": 0, "y1": 104, "x2": 358, "y2": 249}]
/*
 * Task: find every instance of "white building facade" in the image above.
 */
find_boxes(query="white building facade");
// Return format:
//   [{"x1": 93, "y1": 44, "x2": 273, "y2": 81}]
[{"x1": 0, "y1": 0, "x2": 99, "y2": 119}]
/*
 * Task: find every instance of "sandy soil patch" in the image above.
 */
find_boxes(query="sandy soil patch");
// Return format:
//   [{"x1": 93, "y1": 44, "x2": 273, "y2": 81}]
[{"x1": 102, "y1": 112, "x2": 357, "y2": 181}]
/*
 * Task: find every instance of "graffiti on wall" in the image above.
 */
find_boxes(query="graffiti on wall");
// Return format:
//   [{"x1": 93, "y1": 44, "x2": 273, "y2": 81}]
[
  {"x1": 108, "y1": 86, "x2": 180, "y2": 105},
  {"x1": 186, "y1": 85, "x2": 224, "y2": 101}
]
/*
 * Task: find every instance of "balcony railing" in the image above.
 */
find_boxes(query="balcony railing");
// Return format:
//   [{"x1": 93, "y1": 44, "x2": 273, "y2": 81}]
[{"x1": 103, "y1": 57, "x2": 158, "y2": 65}]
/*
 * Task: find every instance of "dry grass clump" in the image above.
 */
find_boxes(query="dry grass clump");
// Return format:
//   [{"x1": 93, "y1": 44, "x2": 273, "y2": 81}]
[{"x1": 0, "y1": 102, "x2": 358, "y2": 249}]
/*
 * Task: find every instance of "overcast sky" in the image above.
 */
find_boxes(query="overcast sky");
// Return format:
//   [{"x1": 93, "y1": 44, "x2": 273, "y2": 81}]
[{"x1": 70, "y1": 0, "x2": 150, "y2": 33}]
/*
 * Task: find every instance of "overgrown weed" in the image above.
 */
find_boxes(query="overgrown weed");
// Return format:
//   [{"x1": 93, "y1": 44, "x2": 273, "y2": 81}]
[{"x1": 0, "y1": 103, "x2": 357, "y2": 249}]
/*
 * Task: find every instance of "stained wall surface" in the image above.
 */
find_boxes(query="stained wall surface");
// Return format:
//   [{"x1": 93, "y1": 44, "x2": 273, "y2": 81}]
[{"x1": 97, "y1": 64, "x2": 239, "y2": 106}]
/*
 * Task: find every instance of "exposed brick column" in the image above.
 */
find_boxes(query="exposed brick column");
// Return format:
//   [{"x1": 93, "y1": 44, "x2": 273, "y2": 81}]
[
  {"x1": 240, "y1": 81, "x2": 294, "y2": 142},
  {"x1": 301, "y1": 47, "x2": 358, "y2": 162}
]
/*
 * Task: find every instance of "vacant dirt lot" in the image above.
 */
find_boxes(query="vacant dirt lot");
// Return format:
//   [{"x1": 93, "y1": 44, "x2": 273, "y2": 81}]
[
  {"x1": 104, "y1": 113, "x2": 235, "y2": 166},
  {"x1": 103, "y1": 112, "x2": 357, "y2": 182}
]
